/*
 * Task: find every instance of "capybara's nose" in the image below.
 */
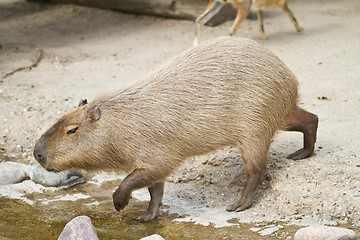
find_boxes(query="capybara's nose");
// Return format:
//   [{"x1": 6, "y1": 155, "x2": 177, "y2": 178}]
[{"x1": 33, "y1": 148, "x2": 47, "y2": 166}]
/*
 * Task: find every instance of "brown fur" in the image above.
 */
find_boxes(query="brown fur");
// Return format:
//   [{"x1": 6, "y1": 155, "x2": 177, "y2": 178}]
[
  {"x1": 34, "y1": 37, "x2": 317, "y2": 221},
  {"x1": 194, "y1": 0, "x2": 303, "y2": 45}
]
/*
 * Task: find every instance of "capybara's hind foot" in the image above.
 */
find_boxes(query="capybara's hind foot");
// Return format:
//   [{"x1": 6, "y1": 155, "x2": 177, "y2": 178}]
[
  {"x1": 285, "y1": 107, "x2": 318, "y2": 160},
  {"x1": 287, "y1": 148, "x2": 313, "y2": 160},
  {"x1": 136, "y1": 212, "x2": 158, "y2": 222}
]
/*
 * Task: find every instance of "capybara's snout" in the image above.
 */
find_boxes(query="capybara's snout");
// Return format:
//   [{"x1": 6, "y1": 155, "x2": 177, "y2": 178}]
[{"x1": 33, "y1": 142, "x2": 47, "y2": 167}]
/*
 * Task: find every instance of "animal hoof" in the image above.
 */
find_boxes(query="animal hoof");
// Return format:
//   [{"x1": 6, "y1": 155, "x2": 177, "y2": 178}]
[
  {"x1": 259, "y1": 32, "x2": 268, "y2": 40},
  {"x1": 296, "y1": 25, "x2": 304, "y2": 32}
]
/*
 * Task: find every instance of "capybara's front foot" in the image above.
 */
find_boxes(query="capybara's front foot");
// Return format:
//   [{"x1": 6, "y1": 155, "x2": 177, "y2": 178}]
[
  {"x1": 112, "y1": 188, "x2": 130, "y2": 211},
  {"x1": 226, "y1": 196, "x2": 253, "y2": 212}
]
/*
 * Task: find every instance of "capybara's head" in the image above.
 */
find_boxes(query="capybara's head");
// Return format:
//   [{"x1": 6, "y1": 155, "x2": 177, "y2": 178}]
[{"x1": 33, "y1": 99, "x2": 102, "y2": 172}]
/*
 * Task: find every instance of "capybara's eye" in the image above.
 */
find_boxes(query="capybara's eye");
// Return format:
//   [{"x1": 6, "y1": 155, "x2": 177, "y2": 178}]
[{"x1": 66, "y1": 127, "x2": 79, "y2": 135}]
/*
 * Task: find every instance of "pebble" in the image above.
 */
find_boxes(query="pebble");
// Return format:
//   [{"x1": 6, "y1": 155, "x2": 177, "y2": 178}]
[
  {"x1": 258, "y1": 225, "x2": 279, "y2": 236},
  {"x1": 294, "y1": 225, "x2": 357, "y2": 240},
  {"x1": 250, "y1": 225, "x2": 280, "y2": 236},
  {"x1": 32, "y1": 165, "x2": 85, "y2": 187},
  {"x1": 0, "y1": 162, "x2": 30, "y2": 185},
  {"x1": 58, "y1": 216, "x2": 98, "y2": 240},
  {"x1": 140, "y1": 234, "x2": 165, "y2": 240}
]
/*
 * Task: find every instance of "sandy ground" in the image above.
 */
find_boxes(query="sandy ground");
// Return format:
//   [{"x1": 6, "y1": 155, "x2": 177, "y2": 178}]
[{"x1": 0, "y1": 0, "x2": 359, "y2": 231}]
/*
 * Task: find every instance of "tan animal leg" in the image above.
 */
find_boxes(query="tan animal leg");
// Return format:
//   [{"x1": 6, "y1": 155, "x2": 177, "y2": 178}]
[
  {"x1": 226, "y1": 147, "x2": 268, "y2": 212},
  {"x1": 257, "y1": 9, "x2": 267, "y2": 39},
  {"x1": 136, "y1": 182, "x2": 165, "y2": 222},
  {"x1": 229, "y1": 0, "x2": 249, "y2": 36},
  {"x1": 280, "y1": 2, "x2": 303, "y2": 32},
  {"x1": 194, "y1": 0, "x2": 224, "y2": 46},
  {"x1": 286, "y1": 107, "x2": 318, "y2": 160}
]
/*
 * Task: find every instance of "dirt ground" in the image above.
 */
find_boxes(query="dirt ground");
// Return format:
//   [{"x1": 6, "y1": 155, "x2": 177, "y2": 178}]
[{"x1": 0, "y1": 0, "x2": 359, "y2": 232}]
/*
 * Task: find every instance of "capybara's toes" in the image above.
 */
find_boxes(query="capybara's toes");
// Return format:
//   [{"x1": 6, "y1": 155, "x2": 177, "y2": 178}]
[
  {"x1": 136, "y1": 213, "x2": 156, "y2": 222},
  {"x1": 226, "y1": 198, "x2": 253, "y2": 212},
  {"x1": 226, "y1": 204, "x2": 237, "y2": 212}
]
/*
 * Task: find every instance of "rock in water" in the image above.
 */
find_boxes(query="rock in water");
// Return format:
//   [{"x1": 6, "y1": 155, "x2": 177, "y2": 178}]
[
  {"x1": 0, "y1": 162, "x2": 30, "y2": 185},
  {"x1": 140, "y1": 234, "x2": 165, "y2": 240},
  {"x1": 32, "y1": 165, "x2": 84, "y2": 187},
  {"x1": 58, "y1": 216, "x2": 98, "y2": 240},
  {"x1": 294, "y1": 225, "x2": 357, "y2": 240}
]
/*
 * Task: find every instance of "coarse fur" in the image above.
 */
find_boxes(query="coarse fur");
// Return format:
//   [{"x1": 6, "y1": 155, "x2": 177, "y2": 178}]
[
  {"x1": 34, "y1": 37, "x2": 317, "y2": 220},
  {"x1": 35, "y1": 37, "x2": 297, "y2": 174}
]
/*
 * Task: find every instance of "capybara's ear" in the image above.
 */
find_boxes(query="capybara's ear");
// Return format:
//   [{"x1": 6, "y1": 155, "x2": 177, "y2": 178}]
[
  {"x1": 78, "y1": 99, "x2": 88, "y2": 107},
  {"x1": 87, "y1": 105, "x2": 101, "y2": 122}
]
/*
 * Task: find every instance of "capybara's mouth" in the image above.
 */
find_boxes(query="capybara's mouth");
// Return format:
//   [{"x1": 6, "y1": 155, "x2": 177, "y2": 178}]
[{"x1": 45, "y1": 166, "x2": 60, "y2": 172}]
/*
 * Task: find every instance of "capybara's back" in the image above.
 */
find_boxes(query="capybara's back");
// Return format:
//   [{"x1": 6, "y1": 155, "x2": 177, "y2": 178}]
[{"x1": 34, "y1": 37, "x2": 317, "y2": 221}]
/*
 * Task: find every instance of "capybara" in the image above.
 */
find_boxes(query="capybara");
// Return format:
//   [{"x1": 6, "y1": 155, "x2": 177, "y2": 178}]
[
  {"x1": 34, "y1": 37, "x2": 318, "y2": 221},
  {"x1": 194, "y1": 0, "x2": 303, "y2": 45}
]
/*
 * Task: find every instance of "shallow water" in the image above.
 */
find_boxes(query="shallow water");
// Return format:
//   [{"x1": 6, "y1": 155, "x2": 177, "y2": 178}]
[
  {"x1": 0, "y1": 196, "x2": 302, "y2": 240},
  {"x1": 1, "y1": 177, "x2": 359, "y2": 240}
]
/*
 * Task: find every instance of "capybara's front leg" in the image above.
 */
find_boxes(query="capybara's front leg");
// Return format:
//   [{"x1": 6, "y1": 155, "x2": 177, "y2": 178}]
[
  {"x1": 286, "y1": 107, "x2": 318, "y2": 160},
  {"x1": 226, "y1": 168, "x2": 265, "y2": 212},
  {"x1": 113, "y1": 168, "x2": 161, "y2": 212},
  {"x1": 136, "y1": 181, "x2": 165, "y2": 222}
]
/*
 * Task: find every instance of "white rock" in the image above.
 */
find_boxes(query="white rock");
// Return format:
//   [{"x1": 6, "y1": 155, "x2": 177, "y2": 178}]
[
  {"x1": 140, "y1": 234, "x2": 165, "y2": 240},
  {"x1": 58, "y1": 216, "x2": 98, "y2": 240},
  {"x1": 294, "y1": 225, "x2": 357, "y2": 240},
  {"x1": 259, "y1": 225, "x2": 279, "y2": 236},
  {"x1": 0, "y1": 162, "x2": 30, "y2": 185},
  {"x1": 32, "y1": 165, "x2": 84, "y2": 187}
]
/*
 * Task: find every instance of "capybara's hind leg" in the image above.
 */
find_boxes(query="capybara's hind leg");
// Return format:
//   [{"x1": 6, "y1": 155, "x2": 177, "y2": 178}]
[
  {"x1": 280, "y1": 2, "x2": 303, "y2": 32},
  {"x1": 286, "y1": 107, "x2": 318, "y2": 160},
  {"x1": 136, "y1": 181, "x2": 164, "y2": 222},
  {"x1": 226, "y1": 149, "x2": 267, "y2": 212}
]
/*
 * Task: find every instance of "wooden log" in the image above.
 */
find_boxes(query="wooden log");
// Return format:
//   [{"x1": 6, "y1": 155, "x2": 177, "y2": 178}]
[{"x1": 28, "y1": 0, "x2": 236, "y2": 26}]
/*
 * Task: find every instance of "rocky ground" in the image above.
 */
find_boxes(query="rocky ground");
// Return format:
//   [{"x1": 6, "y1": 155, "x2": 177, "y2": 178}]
[{"x1": 0, "y1": 0, "x2": 359, "y2": 238}]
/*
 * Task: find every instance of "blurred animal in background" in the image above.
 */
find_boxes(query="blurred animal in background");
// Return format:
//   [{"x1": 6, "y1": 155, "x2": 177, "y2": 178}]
[{"x1": 194, "y1": 0, "x2": 303, "y2": 45}]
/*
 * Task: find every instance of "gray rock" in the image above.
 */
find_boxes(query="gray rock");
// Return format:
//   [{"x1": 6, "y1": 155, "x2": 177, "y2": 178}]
[
  {"x1": 58, "y1": 216, "x2": 98, "y2": 240},
  {"x1": 140, "y1": 234, "x2": 165, "y2": 240},
  {"x1": 0, "y1": 162, "x2": 30, "y2": 185},
  {"x1": 32, "y1": 165, "x2": 85, "y2": 187},
  {"x1": 294, "y1": 225, "x2": 357, "y2": 240}
]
